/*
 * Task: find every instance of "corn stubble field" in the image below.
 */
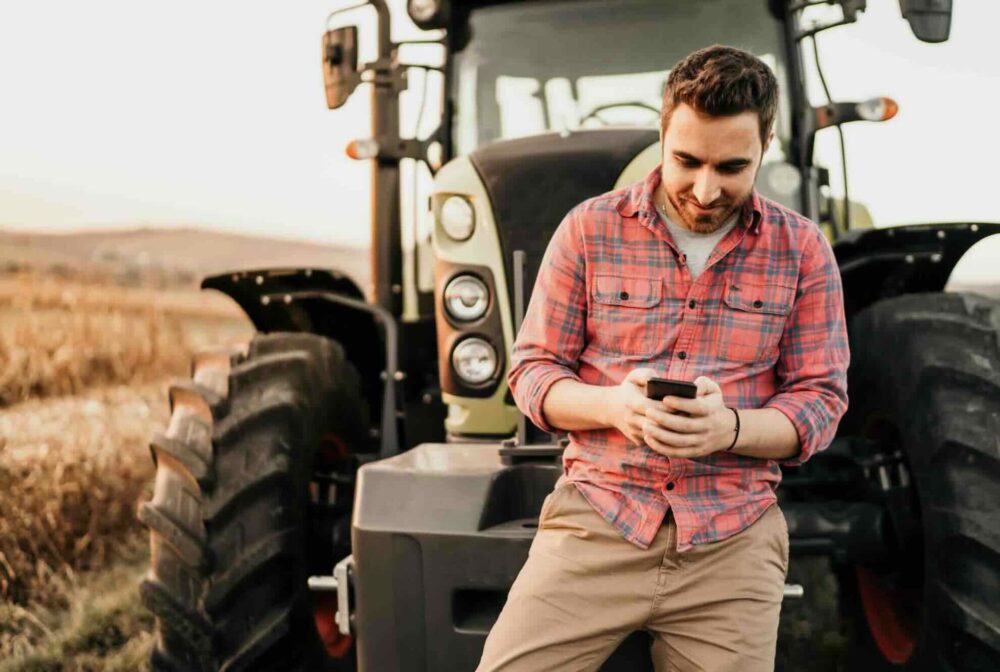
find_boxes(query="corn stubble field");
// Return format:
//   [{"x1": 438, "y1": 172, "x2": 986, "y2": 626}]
[{"x1": 0, "y1": 268, "x2": 845, "y2": 671}]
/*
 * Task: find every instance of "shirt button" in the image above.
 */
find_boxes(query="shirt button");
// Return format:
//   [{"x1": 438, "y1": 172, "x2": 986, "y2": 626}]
[
  {"x1": 620, "y1": 291, "x2": 629, "y2": 300},
  {"x1": 677, "y1": 351, "x2": 687, "y2": 360},
  {"x1": 688, "y1": 299, "x2": 696, "y2": 309},
  {"x1": 753, "y1": 299, "x2": 763, "y2": 308},
  {"x1": 665, "y1": 482, "x2": 676, "y2": 491}
]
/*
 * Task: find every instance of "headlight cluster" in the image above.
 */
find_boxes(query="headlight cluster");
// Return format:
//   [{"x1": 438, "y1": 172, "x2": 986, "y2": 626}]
[
  {"x1": 435, "y1": 194, "x2": 499, "y2": 388},
  {"x1": 444, "y1": 274, "x2": 496, "y2": 385}
]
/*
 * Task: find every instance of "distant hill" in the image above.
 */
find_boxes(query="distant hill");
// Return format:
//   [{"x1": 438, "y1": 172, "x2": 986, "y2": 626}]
[{"x1": 0, "y1": 227, "x2": 370, "y2": 290}]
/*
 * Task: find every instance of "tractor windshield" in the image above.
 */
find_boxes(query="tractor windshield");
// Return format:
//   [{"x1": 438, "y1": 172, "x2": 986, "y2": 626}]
[{"x1": 450, "y1": 0, "x2": 791, "y2": 159}]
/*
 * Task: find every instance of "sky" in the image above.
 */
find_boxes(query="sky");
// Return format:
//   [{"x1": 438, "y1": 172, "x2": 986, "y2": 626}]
[{"x1": 0, "y1": 1, "x2": 998, "y2": 260}]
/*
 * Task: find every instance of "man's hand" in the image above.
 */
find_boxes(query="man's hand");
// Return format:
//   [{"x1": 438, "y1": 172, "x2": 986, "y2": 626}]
[
  {"x1": 641, "y1": 376, "x2": 737, "y2": 458},
  {"x1": 607, "y1": 368, "x2": 670, "y2": 446}
]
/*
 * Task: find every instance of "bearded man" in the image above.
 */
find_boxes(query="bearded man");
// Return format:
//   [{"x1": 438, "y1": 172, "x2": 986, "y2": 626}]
[{"x1": 478, "y1": 45, "x2": 850, "y2": 672}]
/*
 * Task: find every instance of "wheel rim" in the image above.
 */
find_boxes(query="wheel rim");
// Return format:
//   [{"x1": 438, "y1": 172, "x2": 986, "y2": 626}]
[
  {"x1": 856, "y1": 565, "x2": 921, "y2": 663},
  {"x1": 856, "y1": 417, "x2": 924, "y2": 665},
  {"x1": 311, "y1": 430, "x2": 355, "y2": 659},
  {"x1": 313, "y1": 592, "x2": 354, "y2": 658}
]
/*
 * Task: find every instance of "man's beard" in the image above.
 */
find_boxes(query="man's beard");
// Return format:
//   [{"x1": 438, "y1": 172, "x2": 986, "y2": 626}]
[{"x1": 663, "y1": 187, "x2": 749, "y2": 234}]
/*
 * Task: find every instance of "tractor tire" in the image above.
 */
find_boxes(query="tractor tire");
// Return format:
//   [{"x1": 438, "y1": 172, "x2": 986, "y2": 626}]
[
  {"x1": 839, "y1": 292, "x2": 1000, "y2": 671},
  {"x1": 139, "y1": 332, "x2": 368, "y2": 672}
]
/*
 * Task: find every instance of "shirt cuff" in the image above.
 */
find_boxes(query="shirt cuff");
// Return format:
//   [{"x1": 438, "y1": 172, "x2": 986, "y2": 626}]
[
  {"x1": 511, "y1": 367, "x2": 581, "y2": 434},
  {"x1": 764, "y1": 396, "x2": 828, "y2": 467}
]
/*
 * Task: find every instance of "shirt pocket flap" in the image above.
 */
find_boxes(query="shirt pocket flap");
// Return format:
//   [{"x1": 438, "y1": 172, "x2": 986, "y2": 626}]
[
  {"x1": 724, "y1": 279, "x2": 795, "y2": 316},
  {"x1": 592, "y1": 275, "x2": 663, "y2": 308}
]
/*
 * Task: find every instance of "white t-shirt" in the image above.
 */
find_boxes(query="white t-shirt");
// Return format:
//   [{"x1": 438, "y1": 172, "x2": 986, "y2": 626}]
[{"x1": 657, "y1": 206, "x2": 738, "y2": 280}]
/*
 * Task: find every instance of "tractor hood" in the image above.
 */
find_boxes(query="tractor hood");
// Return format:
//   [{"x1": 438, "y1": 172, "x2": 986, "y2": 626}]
[{"x1": 468, "y1": 128, "x2": 659, "y2": 307}]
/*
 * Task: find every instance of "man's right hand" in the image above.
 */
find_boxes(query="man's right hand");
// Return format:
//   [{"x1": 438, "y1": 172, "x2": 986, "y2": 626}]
[{"x1": 607, "y1": 368, "x2": 664, "y2": 446}]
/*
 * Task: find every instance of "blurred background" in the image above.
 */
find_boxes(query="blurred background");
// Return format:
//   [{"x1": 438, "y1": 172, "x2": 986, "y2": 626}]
[{"x1": 0, "y1": 0, "x2": 997, "y2": 669}]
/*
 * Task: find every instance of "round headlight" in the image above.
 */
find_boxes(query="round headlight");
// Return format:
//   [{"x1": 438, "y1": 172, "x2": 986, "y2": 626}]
[
  {"x1": 444, "y1": 275, "x2": 489, "y2": 322},
  {"x1": 408, "y1": 0, "x2": 440, "y2": 24},
  {"x1": 452, "y1": 338, "x2": 498, "y2": 385},
  {"x1": 440, "y1": 196, "x2": 475, "y2": 241}
]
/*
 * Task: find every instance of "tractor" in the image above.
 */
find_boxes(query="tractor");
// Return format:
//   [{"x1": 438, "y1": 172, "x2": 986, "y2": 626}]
[{"x1": 139, "y1": 0, "x2": 1000, "y2": 670}]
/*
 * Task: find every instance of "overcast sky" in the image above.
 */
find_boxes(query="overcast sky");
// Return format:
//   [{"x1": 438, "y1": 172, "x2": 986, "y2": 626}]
[{"x1": 0, "y1": 1, "x2": 998, "y2": 258}]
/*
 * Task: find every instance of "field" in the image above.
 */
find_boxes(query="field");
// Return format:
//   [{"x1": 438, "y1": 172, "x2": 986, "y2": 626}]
[{"x1": 0, "y1": 264, "x2": 252, "y2": 670}]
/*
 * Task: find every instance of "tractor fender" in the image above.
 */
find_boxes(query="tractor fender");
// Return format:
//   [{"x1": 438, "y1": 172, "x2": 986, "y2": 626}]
[
  {"x1": 202, "y1": 267, "x2": 367, "y2": 331},
  {"x1": 834, "y1": 222, "x2": 1000, "y2": 320},
  {"x1": 202, "y1": 268, "x2": 402, "y2": 458}
]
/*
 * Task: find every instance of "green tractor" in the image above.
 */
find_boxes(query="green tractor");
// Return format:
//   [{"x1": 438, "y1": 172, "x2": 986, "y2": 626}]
[{"x1": 139, "y1": 0, "x2": 1000, "y2": 670}]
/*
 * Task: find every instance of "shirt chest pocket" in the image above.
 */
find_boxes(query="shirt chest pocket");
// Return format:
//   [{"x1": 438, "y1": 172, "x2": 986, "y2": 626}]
[
  {"x1": 589, "y1": 274, "x2": 664, "y2": 358},
  {"x1": 716, "y1": 278, "x2": 796, "y2": 363}
]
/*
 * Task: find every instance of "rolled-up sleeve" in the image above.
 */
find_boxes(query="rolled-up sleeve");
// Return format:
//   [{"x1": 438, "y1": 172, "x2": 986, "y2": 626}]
[
  {"x1": 765, "y1": 228, "x2": 850, "y2": 467},
  {"x1": 506, "y1": 209, "x2": 588, "y2": 433}
]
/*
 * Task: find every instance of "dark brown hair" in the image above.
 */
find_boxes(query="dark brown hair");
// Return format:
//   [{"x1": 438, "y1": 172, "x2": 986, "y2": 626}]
[{"x1": 661, "y1": 45, "x2": 778, "y2": 144}]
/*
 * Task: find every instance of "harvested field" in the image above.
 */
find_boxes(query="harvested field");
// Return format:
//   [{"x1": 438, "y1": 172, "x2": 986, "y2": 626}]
[
  {"x1": 0, "y1": 542, "x2": 154, "y2": 672},
  {"x1": 0, "y1": 383, "x2": 166, "y2": 608},
  {"x1": 0, "y1": 383, "x2": 164, "y2": 665},
  {"x1": 0, "y1": 273, "x2": 250, "y2": 407},
  {"x1": 0, "y1": 267, "x2": 251, "y2": 667}
]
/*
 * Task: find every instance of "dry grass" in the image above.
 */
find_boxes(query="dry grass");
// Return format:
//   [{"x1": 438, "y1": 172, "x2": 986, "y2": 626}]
[
  {"x1": 0, "y1": 273, "x2": 249, "y2": 407},
  {"x1": 0, "y1": 544, "x2": 154, "y2": 671},
  {"x1": 0, "y1": 270, "x2": 251, "y2": 666},
  {"x1": 0, "y1": 383, "x2": 167, "y2": 611}
]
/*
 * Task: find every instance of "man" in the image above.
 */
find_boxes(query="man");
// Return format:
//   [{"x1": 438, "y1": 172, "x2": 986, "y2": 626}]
[{"x1": 477, "y1": 45, "x2": 849, "y2": 672}]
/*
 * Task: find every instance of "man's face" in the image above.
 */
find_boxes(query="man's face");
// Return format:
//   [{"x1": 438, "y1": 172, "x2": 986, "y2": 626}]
[{"x1": 658, "y1": 103, "x2": 769, "y2": 234}]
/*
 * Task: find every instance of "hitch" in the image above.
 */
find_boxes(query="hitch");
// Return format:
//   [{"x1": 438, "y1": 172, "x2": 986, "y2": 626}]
[{"x1": 307, "y1": 554, "x2": 355, "y2": 636}]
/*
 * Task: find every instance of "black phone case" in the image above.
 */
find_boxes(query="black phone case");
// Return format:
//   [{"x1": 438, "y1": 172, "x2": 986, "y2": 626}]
[{"x1": 646, "y1": 378, "x2": 698, "y2": 400}]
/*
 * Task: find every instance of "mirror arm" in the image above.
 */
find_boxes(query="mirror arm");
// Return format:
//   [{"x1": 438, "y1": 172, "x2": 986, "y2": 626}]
[
  {"x1": 372, "y1": 127, "x2": 443, "y2": 166},
  {"x1": 792, "y1": 0, "x2": 865, "y2": 41},
  {"x1": 359, "y1": 57, "x2": 404, "y2": 91},
  {"x1": 795, "y1": 16, "x2": 854, "y2": 42},
  {"x1": 325, "y1": 0, "x2": 372, "y2": 27}
]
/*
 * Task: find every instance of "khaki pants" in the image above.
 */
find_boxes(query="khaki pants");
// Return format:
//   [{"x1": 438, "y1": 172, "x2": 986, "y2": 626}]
[{"x1": 477, "y1": 482, "x2": 789, "y2": 672}]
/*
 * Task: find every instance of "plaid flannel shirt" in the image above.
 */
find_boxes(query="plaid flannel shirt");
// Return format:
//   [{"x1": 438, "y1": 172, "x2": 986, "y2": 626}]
[{"x1": 507, "y1": 167, "x2": 849, "y2": 551}]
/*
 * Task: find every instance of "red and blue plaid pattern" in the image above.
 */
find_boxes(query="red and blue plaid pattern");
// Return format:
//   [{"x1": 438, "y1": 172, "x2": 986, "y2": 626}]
[{"x1": 507, "y1": 167, "x2": 849, "y2": 551}]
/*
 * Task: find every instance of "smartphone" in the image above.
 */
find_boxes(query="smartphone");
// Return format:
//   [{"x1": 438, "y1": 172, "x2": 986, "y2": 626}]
[{"x1": 645, "y1": 377, "x2": 698, "y2": 401}]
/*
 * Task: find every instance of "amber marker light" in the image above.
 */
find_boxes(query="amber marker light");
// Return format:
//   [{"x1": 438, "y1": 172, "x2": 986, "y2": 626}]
[
  {"x1": 858, "y1": 97, "x2": 899, "y2": 122},
  {"x1": 346, "y1": 138, "x2": 379, "y2": 160}
]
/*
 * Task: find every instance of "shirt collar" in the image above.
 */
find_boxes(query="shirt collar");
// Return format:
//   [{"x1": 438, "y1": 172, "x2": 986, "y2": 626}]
[{"x1": 616, "y1": 165, "x2": 765, "y2": 235}]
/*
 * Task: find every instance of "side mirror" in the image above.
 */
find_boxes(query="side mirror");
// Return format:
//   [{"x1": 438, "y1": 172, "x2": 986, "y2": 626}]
[
  {"x1": 898, "y1": 0, "x2": 952, "y2": 43},
  {"x1": 322, "y1": 27, "x2": 361, "y2": 110}
]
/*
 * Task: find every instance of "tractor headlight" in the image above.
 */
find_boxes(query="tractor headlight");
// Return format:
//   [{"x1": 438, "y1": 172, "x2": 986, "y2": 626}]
[
  {"x1": 440, "y1": 196, "x2": 475, "y2": 241},
  {"x1": 452, "y1": 338, "x2": 498, "y2": 385},
  {"x1": 444, "y1": 275, "x2": 489, "y2": 322},
  {"x1": 408, "y1": 0, "x2": 439, "y2": 23},
  {"x1": 408, "y1": 0, "x2": 450, "y2": 29}
]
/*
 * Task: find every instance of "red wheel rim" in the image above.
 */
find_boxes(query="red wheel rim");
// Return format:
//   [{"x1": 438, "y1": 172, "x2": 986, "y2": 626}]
[
  {"x1": 313, "y1": 592, "x2": 353, "y2": 658},
  {"x1": 856, "y1": 566, "x2": 920, "y2": 664}
]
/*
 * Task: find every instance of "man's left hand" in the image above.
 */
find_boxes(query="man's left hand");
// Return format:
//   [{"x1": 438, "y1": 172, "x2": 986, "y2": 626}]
[{"x1": 641, "y1": 376, "x2": 737, "y2": 458}]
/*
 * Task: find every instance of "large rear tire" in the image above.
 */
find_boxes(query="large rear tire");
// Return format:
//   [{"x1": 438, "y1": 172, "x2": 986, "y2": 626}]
[
  {"x1": 839, "y1": 292, "x2": 1000, "y2": 671},
  {"x1": 139, "y1": 332, "x2": 368, "y2": 671}
]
